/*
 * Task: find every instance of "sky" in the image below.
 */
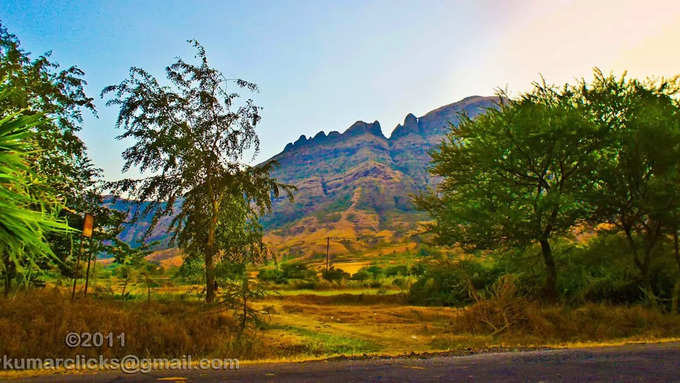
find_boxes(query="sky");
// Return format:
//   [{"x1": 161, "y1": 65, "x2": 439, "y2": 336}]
[{"x1": 1, "y1": 0, "x2": 679, "y2": 181}]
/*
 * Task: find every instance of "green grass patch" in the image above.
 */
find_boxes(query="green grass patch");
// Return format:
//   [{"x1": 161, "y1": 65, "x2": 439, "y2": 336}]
[{"x1": 267, "y1": 324, "x2": 381, "y2": 355}]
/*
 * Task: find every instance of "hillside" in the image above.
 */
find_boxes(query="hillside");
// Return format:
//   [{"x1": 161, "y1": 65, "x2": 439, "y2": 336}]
[{"x1": 109, "y1": 96, "x2": 498, "y2": 262}]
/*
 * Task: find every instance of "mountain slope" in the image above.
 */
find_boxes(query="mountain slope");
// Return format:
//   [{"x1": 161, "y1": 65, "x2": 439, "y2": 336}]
[
  {"x1": 262, "y1": 95, "x2": 497, "y2": 259},
  {"x1": 109, "y1": 96, "x2": 498, "y2": 261}
]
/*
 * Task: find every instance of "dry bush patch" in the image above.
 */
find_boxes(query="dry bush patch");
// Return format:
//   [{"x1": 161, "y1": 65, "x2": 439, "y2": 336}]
[
  {"x1": 449, "y1": 276, "x2": 680, "y2": 345},
  {"x1": 0, "y1": 289, "x2": 266, "y2": 360}
]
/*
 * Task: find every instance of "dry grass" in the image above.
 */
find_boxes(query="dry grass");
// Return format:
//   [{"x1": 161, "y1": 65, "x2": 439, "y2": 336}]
[
  {"x1": 447, "y1": 276, "x2": 680, "y2": 346},
  {"x1": 2, "y1": 285, "x2": 680, "y2": 370},
  {"x1": 0, "y1": 288, "x2": 269, "y2": 360}
]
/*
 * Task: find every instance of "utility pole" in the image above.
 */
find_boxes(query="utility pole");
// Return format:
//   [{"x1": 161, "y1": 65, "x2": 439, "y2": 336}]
[{"x1": 326, "y1": 236, "x2": 330, "y2": 272}]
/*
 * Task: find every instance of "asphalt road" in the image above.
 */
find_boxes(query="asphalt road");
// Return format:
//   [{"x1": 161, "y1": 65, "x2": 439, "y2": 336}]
[{"x1": 14, "y1": 342, "x2": 680, "y2": 382}]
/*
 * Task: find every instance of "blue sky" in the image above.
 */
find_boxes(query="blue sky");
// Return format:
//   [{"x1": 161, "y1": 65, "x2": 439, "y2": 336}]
[{"x1": 2, "y1": 0, "x2": 679, "y2": 180}]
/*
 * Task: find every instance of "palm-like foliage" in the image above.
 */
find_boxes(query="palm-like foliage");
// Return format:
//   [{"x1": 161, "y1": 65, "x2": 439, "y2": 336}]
[{"x1": 0, "y1": 108, "x2": 70, "y2": 288}]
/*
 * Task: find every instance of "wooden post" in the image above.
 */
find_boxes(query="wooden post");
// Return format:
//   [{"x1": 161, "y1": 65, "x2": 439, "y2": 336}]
[
  {"x1": 72, "y1": 213, "x2": 94, "y2": 300},
  {"x1": 91, "y1": 249, "x2": 98, "y2": 294},
  {"x1": 71, "y1": 235, "x2": 84, "y2": 300},
  {"x1": 83, "y1": 235, "x2": 95, "y2": 297}
]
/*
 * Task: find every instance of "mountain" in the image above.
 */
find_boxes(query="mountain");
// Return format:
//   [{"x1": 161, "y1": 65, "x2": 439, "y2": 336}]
[
  {"x1": 107, "y1": 95, "x2": 498, "y2": 261},
  {"x1": 262, "y1": 95, "x2": 497, "y2": 259}
]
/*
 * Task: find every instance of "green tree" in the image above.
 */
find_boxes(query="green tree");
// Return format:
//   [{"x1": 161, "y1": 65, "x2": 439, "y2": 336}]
[
  {"x1": 173, "y1": 255, "x2": 205, "y2": 285},
  {"x1": 416, "y1": 82, "x2": 603, "y2": 299},
  {"x1": 138, "y1": 262, "x2": 162, "y2": 303},
  {"x1": 212, "y1": 195, "x2": 271, "y2": 330},
  {"x1": 102, "y1": 41, "x2": 292, "y2": 302},
  {"x1": 109, "y1": 239, "x2": 155, "y2": 299},
  {"x1": 582, "y1": 72, "x2": 680, "y2": 291}
]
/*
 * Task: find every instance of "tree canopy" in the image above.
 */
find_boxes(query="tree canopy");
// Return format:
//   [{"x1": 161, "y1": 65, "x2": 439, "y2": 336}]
[
  {"x1": 102, "y1": 41, "x2": 293, "y2": 302},
  {"x1": 580, "y1": 71, "x2": 680, "y2": 288},
  {"x1": 416, "y1": 81, "x2": 607, "y2": 298}
]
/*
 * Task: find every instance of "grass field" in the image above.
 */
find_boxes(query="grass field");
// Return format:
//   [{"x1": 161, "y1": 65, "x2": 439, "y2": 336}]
[{"x1": 3, "y1": 282, "x2": 680, "y2": 368}]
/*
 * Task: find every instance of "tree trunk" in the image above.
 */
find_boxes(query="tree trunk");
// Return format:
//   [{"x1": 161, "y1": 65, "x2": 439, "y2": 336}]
[
  {"x1": 672, "y1": 229, "x2": 680, "y2": 314},
  {"x1": 205, "y1": 250, "x2": 215, "y2": 303},
  {"x1": 674, "y1": 228, "x2": 680, "y2": 273},
  {"x1": 639, "y1": 226, "x2": 659, "y2": 294},
  {"x1": 623, "y1": 226, "x2": 653, "y2": 292},
  {"x1": 640, "y1": 252, "x2": 652, "y2": 292},
  {"x1": 3, "y1": 273, "x2": 8, "y2": 298},
  {"x1": 83, "y1": 252, "x2": 92, "y2": 297},
  {"x1": 205, "y1": 201, "x2": 219, "y2": 303},
  {"x1": 241, "y1": 277, "x2": 248, "y2": 330},
  {"x1": 539, "y1": 239, "x2": 557, "y2": 301},
  {"x1": 3, "y1": 258, "x2": 15, "y2": 298},
  {"x1": 3, "y1": 268, "x2": 10, "y2": 298}
]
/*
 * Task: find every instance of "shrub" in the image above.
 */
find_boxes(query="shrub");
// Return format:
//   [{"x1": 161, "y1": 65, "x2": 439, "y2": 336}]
[
  {"x1": 287, "y1": 278, "x2": 319, "y2": 290},
  {"x1": 257, "y1": 268, "x2": 286, "y2": 284},
  {"x1": 281, "y1": 263, "x2": 316, "y2": 280},
  {"x1": 351, "y1": 270, "x2": 370, "y2": 281},
  {"x1": 258, "y1": 262, "x2": 319, "y2": 286},
  {"x1": 392, "y1": 278, "x2": 408, "y2": 291},
  {"x1": 384, "y1": 265, "x2": 408, "y2": 277},
  {"x1": 321, "y1": 267, "x2": 350, "y2": 282},
  {"x1": 500, "y1": 234, "x2": 680, "y2": 305},
  {"x1": 363, "y1": 265, "x2": 383, "y2": 280},
  {"x1": 408, "y1": 263, "x2": 426, "y2": 277},
  {"x1": 408, "y1": 259, "x2": 500, "y2": 306}
]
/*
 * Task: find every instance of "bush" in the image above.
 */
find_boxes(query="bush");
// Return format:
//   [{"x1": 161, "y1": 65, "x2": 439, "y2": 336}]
[
  {"x1": 321, "y1": 267, "x2": 350, "y2": 282},
  {"x1": 258, "y1": 262, "x2": 319, "y2": 285},
  {"x1": 408, "y1": 259, "x2": 500, "y2": 306},
  {"x1": 173, "y1": 257, "x2": 205, "y2": 284},
  {"x1": 288, "y1": 278, "x2": 319, "y2": 290},
  {"x1": 384, "y1": 265, "x2": 408, "y2": 277},
  {"x1": 392, "y1": 278, "x2": 408, "y2": 291},
  {"x1": 362, "y1": 265, "x2": 383, "y2": 280},
  {"x1": 351, "y1": 270, "x2": 370, "y2": 281},
  {"x1": 409, "y1": 263, "x2": 426, "y2": 277},
  {"x1": 415, "y1": 245, "x2": 440, "y2": 258},
  {"x1": 495, "y1": 234, "x2": 680, "y2": 305},
  {"x1": 215, "y1": 261, "x2": 245, "y2": 280},
  {"x1": 257, "y1": 268, "x2": 286, "y2": 284},
  {"x1": 281, "y1": 263, "x2": 316, "y2": 280}
]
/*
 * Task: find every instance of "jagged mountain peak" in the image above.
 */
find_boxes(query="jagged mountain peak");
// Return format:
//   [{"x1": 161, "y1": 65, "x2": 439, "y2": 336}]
[
  {"x1": 389, "y1": 95, "x2": 498, "y2": 140},
  {"x1": 344, "y1": 120, "x2": 383, "y2": 137},
  {"x1": 391, "y1": 113, "x2": 420, "y2": 139},
  {"x1": 281, "y1": 120, "x2": 386, "y2": 153},
  {"x1": 280, "y1": 96, "x2": 498, "y2": 154}
]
